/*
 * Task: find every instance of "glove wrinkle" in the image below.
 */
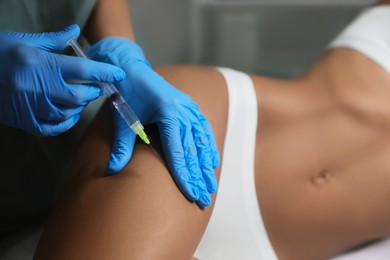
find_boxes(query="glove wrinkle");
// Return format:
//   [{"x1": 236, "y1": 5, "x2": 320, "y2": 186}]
[
  {"x1": 88, "y1": 37, "x2": 220, "y2": 207},
  {"x1": 0, "y1": 25, "x2": 124, "y2": 137}
]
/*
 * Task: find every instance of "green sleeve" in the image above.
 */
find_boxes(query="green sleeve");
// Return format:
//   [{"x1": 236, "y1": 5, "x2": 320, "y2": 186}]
[{"x1": 0, "y1": 0, "x2": 96, "y2": 33}]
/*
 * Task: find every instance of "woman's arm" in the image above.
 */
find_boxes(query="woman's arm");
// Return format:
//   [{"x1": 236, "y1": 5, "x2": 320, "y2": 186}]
[
  {"x1": 83, "y1": 0, "x2": 134, "y2": 42},
  {"x1": 33, "y1": 66, "x2": 228, "y2": 259}
]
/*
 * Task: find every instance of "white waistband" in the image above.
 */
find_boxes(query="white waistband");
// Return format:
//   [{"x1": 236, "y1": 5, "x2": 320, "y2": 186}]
[
  {"x1": 328, "y1": 6, "x2": 390, "y2": 74},
  {"x1": 194, "y1": 68, "x2": 277, "y2": 260}
]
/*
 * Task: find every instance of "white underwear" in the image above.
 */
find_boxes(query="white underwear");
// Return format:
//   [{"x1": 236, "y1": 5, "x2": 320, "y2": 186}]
[
  {"x1": 329, "y1": 5, "x2": 390, "y2": 74},
  {"x1": 194, "y1": 68, "x2": 278, "y2": 260}
]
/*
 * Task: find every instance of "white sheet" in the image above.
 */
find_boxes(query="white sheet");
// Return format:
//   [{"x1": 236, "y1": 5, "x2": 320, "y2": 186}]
[{"x1": 333, "y1": 238, "x2": 390, "y2": 260}]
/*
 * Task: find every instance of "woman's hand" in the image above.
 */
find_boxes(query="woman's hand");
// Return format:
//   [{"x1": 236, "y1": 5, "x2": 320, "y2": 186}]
[{"x1": 88, "y1": 37, "x2": 220, "y2": 207}]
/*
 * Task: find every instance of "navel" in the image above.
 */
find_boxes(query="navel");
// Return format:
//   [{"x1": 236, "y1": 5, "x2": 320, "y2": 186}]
[{"x1": 310, "y1": 169, "x2": 332, "y2": 186}]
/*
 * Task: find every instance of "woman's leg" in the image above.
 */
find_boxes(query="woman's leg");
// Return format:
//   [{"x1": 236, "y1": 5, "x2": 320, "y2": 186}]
[{"x1": 33, "y1": 66, "x2": 228, "y2": 260}]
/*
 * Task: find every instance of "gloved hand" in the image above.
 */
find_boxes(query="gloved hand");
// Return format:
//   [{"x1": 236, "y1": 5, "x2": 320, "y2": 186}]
[
  {"x1": 0, "y1": 24, "x2": 126, "y2": 136},
  {"x1": 88, "y1": 37, "x2": 220, "y2": 207}
]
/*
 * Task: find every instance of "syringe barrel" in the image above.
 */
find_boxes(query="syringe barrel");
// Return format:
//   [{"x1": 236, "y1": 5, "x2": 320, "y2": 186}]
[
  {"x1": 100, "y1": 82, "x2": 140, "y2": 130},
  {"x1": 67, "y1": 38, "x2": 88, "y2": 58}
]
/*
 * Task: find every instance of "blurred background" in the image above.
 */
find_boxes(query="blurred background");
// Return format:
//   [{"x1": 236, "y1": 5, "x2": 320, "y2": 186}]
[
  {"x1": 0, "y1": 0, "x2": 380, "y2": 259},
  {"x1": 131, "y1": 0, "x2": 376, "y2": 78}
]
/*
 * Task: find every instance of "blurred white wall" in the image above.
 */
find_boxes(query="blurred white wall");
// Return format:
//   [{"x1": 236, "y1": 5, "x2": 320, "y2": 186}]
[
  {"x1": 129, "y1": 0, "x2": 376, "y2": 77},
  {"x1": 129, "y1": 0, "x2": 192, "y2": 66}
]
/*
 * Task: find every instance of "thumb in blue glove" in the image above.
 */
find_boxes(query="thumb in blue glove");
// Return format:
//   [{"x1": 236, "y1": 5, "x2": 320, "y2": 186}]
[
  {"x1": 0, "y1": 24, "x2": 81, "y2": 52},
  {"x1": 88, "y1": 37, "x2": 220, "y2": 207},
  {"x1": 0, "y1": 25, "x2": 126, "y2": 136}
]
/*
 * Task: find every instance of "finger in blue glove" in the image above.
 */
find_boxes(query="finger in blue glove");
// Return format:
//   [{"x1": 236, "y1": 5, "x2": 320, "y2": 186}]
[
  {"x1": 88, "y1": 37, "x2": 221, "y2": 207},
  {"x1": 0, "y1": 25, "x2": 126, "y2": 136}
]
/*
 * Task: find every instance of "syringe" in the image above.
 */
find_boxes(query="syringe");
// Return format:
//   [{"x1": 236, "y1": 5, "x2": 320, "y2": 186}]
[{"x1": 67, "y1": 37, "x2": 150, "y2": 145}]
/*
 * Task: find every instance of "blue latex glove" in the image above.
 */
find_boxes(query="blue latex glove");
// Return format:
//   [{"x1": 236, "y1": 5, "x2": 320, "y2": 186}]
[
  {"x1": 0, "y1": 25, "x2": 126, "y2": 136},
  {"x1": 88, "y1": 37, "x2": 220, "y2": 207}
]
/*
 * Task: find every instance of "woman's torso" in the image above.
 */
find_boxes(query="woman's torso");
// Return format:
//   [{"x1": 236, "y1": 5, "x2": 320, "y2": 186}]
[{"x1": 251, "y1": 49, "x2": 390, "y2": 259}]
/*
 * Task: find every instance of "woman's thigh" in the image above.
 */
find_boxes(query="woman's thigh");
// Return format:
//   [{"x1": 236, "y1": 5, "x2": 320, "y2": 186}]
[{"x1": 34, "y1": 65, "x2": 228, "y2": 260}]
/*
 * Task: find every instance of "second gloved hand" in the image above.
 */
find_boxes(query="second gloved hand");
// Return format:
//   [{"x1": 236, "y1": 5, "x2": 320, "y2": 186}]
[
  {"x1": 88, "y1": 37, "x2": 220, "y2": 207},
  {"x1": 0, "y1": 25, "x2": 125, "y2": 136}
]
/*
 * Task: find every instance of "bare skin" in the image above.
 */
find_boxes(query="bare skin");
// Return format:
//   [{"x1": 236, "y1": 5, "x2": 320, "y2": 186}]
[
  {"x1": 33, "y1": 66, "x2": 229, "y2": 260},
  {"x1": 83, "y1": 0, "x2": 135, "y2": 43},
  {"x1": 34, "y1": 46, "x2": 390, "y2": 259},
  {"x1": 255, "y1": 49, "x2": 390, "y2": 259},
  {"x1": 33, "y1": 0, "x2": 390, "y2": 259},
  {"x1": 37, "y1": 1, "x2": 230, "y2": 259}
]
